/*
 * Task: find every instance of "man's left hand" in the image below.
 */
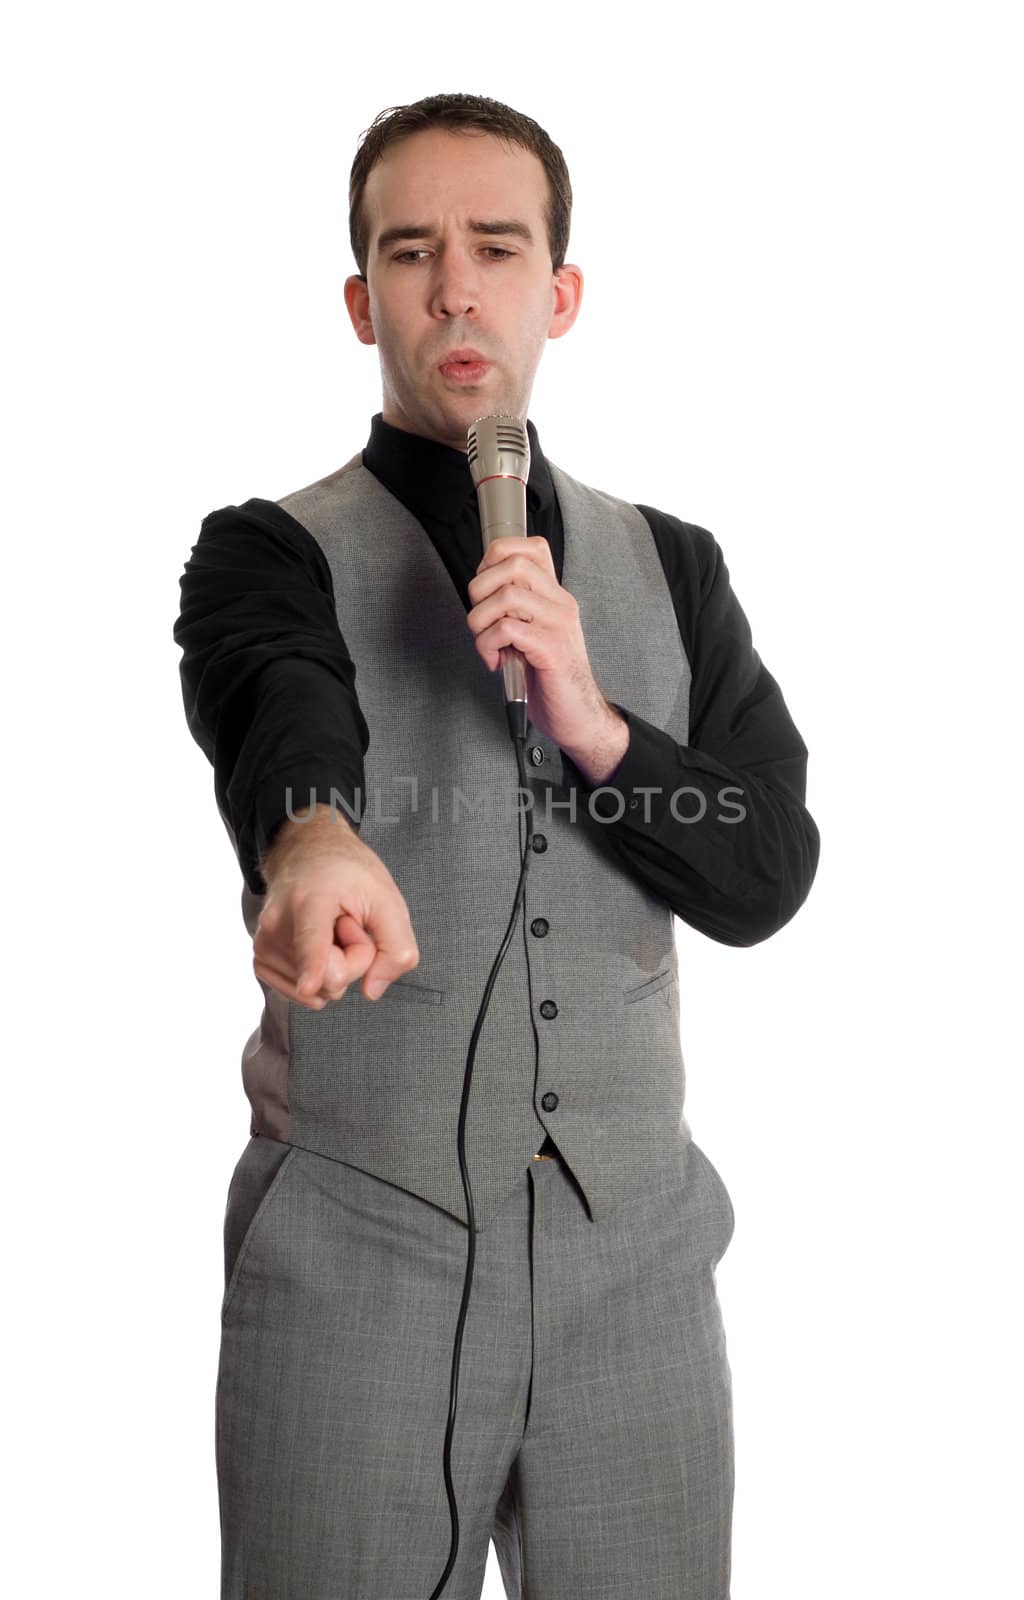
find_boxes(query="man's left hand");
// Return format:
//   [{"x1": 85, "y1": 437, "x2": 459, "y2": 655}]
[{"x1": 466, "y1": 537, "x2": 629, "y2": 783}]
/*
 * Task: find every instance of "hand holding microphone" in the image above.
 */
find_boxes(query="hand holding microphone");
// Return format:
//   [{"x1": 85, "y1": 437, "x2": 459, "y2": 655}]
[{"x1": 466, "y1": 413, "x2": 625, "y2": 776}]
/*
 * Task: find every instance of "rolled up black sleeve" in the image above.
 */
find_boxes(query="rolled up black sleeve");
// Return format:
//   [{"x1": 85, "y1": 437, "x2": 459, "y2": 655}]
[
  {"x1": 173, "y1": 498, "x2": 369, "y2": 895},
  {"x1": 575, "y1": 508, "x2": 820, "y2": 946}
]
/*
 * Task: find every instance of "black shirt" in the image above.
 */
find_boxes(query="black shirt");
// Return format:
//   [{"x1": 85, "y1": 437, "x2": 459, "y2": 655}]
[{"x1": 174, "y1": 413, "x2": 819, "y2": 946}]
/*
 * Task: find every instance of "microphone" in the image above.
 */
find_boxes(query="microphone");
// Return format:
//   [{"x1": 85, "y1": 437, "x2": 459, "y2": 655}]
[{"x1": 466, "y1": 413, "x2": 530, "y2": 743}]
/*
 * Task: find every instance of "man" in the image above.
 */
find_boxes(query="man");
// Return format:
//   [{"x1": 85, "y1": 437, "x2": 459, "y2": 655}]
[{"x1": 175, "y1": 92, "x2": 819, "y2": 1600}]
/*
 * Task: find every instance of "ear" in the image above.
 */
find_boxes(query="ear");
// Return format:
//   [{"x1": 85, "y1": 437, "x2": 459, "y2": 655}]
[
  {"x1": 547, "y1": 263, "x2": 584, "y2": 342},
  {"x1": 344, "y1": 275, "x2": 377, "y2": 346}
]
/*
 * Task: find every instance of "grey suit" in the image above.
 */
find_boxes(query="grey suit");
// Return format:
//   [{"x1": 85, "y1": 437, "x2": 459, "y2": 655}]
[
  {"x1": 214, "y1": 454, "x2": 738, "y2": 1596},
  {"x1": 217, "y1": 1130, "x2": 735, "y2": 1598}
]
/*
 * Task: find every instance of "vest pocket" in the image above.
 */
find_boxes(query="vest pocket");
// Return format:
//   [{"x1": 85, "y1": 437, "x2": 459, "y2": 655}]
[
  {"x1": 623, "y1": 967, "x2": 676, "y2": 1004},
  {"x1": 377, "y1": 977, "x2": 445, "y2": 1005}
]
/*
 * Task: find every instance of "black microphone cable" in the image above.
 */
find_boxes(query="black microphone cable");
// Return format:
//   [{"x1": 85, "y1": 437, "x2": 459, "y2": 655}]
[{"x1": 426, "y1": 697, "x2": 533, "y2": 1599}]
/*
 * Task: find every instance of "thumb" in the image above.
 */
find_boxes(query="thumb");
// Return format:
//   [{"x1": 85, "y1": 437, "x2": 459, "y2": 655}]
[
  {"x1": 359, "y1": 907, "x2": 420, "y2": 1000},
  {"x1": 327, "y1": 912, "x2": 376, "y2": 989}
]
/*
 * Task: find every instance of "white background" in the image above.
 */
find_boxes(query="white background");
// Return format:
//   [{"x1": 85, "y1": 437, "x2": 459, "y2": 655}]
[{"x1": 4, "y1": 1, "x2": 1020, "y2": 1594}]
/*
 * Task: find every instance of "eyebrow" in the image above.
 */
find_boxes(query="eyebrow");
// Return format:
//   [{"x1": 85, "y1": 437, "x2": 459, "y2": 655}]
[{"x1": 375, "y1": 218, "x2": 535, "y2": 255}]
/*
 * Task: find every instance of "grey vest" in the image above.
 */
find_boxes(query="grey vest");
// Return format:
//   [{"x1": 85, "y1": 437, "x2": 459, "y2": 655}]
[{"x1": 237, "y1": 454, "x2": 693, "y2": 1231}]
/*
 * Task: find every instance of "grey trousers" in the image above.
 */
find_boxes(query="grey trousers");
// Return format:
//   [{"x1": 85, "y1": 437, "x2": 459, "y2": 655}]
[{"x1": 216, "y1": 1132, "x2": 736, "y2": 1599}]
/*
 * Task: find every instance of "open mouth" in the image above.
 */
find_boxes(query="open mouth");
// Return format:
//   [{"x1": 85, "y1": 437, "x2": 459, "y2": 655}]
[{"x1": 439, "y1": 358, "x2": 491, "y2": 383}]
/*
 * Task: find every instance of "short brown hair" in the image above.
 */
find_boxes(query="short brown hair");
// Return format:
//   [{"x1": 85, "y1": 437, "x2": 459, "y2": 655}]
[{"x1": 348, "y1": 92, "x2": 572, "y2": 280}]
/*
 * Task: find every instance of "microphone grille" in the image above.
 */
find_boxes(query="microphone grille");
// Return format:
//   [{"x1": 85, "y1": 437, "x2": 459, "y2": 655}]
[{"x1": 467, "y1": 414, "x2": 530, "y2": 485}]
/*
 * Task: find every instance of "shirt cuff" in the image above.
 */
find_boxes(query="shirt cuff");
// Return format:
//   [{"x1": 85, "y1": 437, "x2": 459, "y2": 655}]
[
  {"x1": 250, "y1": 766, "x2": 365, "y2": 862},
  {"x1": 576, "y1": 703, "x2": 677, "y2": 831}
]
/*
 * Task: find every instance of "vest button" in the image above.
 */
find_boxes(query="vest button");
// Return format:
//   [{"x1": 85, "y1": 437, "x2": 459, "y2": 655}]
[
  {"x1": 541, "y1": 1091, "x2": 559, "y2": 1111},
  {"x1": 539, "y1": 999, "x2": 558, "y2": 1020},
  {"x1": 532, "y1": 833, "x2": 548, "y2": 853},
  {"x1": 530, "y1": 745, "x2": 545, "y2": 766},
  {"x1": 530, "y1": 917, "x2": 549, "y2": 938}
]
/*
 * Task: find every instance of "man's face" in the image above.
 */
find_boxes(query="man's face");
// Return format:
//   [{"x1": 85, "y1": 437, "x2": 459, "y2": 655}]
[{"x1": 345, "y1": 127, "x2": 582, "y2": 451}]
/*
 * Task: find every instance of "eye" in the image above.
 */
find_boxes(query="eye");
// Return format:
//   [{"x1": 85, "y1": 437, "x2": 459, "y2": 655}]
[
  {"x1": 482, "y1": 247, "x2": 514, "y2": 260},
  {"x1": 393, "y1": 249, "x2": 429, "y2": 264}
]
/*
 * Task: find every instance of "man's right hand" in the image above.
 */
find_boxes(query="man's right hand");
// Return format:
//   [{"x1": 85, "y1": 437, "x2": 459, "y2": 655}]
[{"x1": 252, "y1": 804, "x2": 419, "y2": 1009}]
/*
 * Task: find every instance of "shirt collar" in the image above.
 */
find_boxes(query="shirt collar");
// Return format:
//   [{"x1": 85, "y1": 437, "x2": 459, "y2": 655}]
[{"x1": 362, "y1": 411, "x2": 554, "y2": 525}]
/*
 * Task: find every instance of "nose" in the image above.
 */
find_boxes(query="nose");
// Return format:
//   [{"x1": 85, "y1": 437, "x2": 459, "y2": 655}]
[{"x1": 429, "y1": 248, "x2": 481, "y2": 320}]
